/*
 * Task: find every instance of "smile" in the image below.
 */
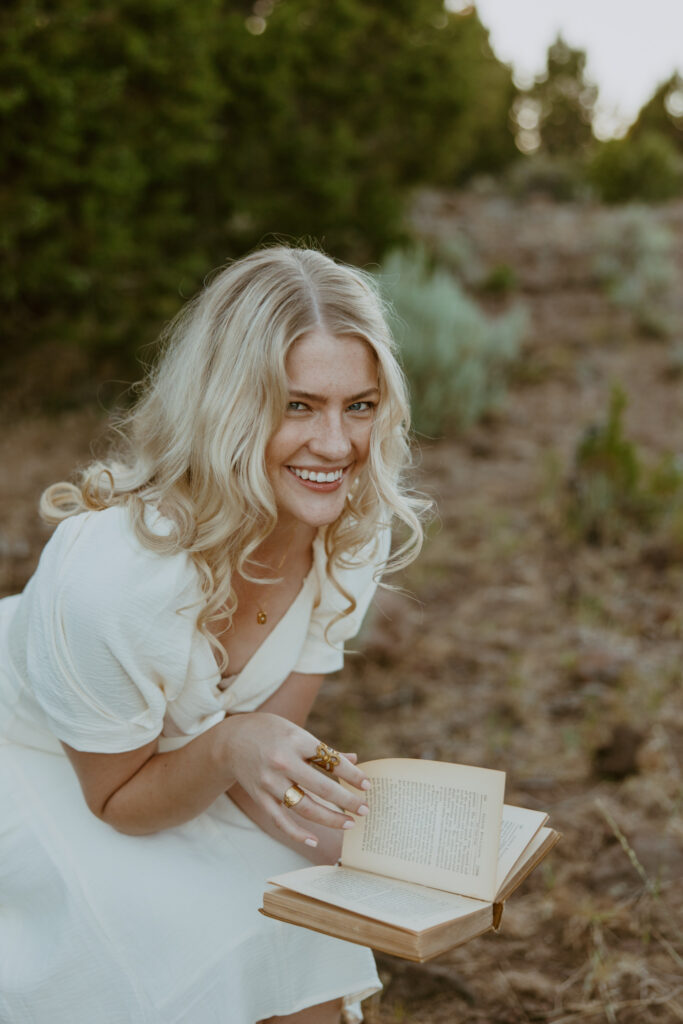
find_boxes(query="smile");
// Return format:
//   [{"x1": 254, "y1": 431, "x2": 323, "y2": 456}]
[{"x1": 288, "y1": 467, "x2": 346, "y2": 483}]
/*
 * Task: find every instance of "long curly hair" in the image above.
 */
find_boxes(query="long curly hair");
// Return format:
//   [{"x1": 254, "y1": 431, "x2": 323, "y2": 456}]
[{"x1": 41, "y1": 246, "x2": 428, "y2": 668}]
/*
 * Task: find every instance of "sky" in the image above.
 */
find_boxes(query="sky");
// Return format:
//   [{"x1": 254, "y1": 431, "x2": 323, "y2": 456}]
[{"x1": 451, "y1": 0, "x2": 683, "y2": 138}]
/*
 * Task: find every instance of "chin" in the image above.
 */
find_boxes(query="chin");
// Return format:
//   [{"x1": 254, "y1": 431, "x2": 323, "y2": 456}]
[
  {"x1": 297, "y1": 504, "x2": 346, "y2": 529},
  {"x1": 274, "y1": 474, "x2": 356, "y2": 530},
  {"x1": 280, "y1": 493, "x2": 349, "y2": 530}
]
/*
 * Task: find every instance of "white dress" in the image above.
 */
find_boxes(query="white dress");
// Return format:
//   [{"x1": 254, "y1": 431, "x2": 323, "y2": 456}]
[{"x1": 0, "y1": 506, "x2": 387, "y2": 1024}]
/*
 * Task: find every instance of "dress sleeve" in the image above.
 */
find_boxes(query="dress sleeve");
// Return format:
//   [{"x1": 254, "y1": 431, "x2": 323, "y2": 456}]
[
  {"x1": 293, "y1": 526, "x2": 391, "y2": 675},
  {"x1": 24, "y1": 508, "x2": 204, "y2": 753}
]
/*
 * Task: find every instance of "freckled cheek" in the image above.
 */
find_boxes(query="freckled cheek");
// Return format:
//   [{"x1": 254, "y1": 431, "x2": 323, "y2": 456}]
[
  {"x1": 350, "y1": 425, "x2": 373, "y2": 469},
  {"x1": 266, "y1": 426, "x2": 306, "y2": 468}
]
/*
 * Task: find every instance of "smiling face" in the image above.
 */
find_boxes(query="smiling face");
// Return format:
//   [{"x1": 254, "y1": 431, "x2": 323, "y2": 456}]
[{"x1": 265, "y1": 328, "x2": 379, "y2": 534}]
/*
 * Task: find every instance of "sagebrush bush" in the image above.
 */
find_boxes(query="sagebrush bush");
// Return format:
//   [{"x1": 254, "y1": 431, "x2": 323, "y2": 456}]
[
  {"x1": 504, "y1": 153, "x2": 589, "y2": 202},
  {"x1": 567, "y1": 386, "x2": 683, "y2": 544},
  {"x1": 430, "y1": 232, "x2": 484, "y2": 288},
  {"x1": 591, "y1": 207, "x2": 676, "y2": 337},
  {"x1": 376, "y1": 248, "x2": 526, "y2": 436}
]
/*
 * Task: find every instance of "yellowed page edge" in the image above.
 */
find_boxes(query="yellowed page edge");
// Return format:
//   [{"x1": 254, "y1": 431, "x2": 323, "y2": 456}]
[
  {"x1": 267, "y1": 863, "x2": 491, "y2": 931},
  {"x1": 496, "y1": 804, "x2": 548, "y2": 889}
]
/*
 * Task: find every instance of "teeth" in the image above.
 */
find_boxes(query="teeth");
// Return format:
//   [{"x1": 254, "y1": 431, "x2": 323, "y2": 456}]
[{"x1": 291, "y1": 467, "x2": 343, "y2": 482}]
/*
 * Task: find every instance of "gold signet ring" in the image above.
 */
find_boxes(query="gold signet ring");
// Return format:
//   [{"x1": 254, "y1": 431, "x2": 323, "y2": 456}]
[
  {"x1": 282, "y1": 784, "x2": 305, "y2": 808},
  {"x1": 308, "y1": 742, "x2": 341, "y2": 773}
]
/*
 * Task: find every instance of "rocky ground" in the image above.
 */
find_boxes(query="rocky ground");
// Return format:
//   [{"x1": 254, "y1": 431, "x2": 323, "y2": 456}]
[{"x1": 2, "y1": 193, "x2": 682, "y2": 1023}]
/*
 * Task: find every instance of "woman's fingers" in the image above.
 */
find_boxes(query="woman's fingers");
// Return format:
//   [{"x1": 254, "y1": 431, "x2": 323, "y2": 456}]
[
  {"x1": 267, "y1": 802, "x2": 320, "y2": 847},
  {"x1": 305, "y1": 744, "x2": 370, "y2": 792},
  {"x1": 290, "y1": 793, "x2": 358, "y2": 831},
  {"x1": 266, "y1": 784, "x2": 357, "y2": 847},
  {"x1": 223, "y1": 715, "x2": 373, "y2": 844},
  {"x1": 269, "y1": 767, "x2": 366, "y2": 825},
  {"x1": 295, "y1": 761, "x2": 370, "y2": 817}
]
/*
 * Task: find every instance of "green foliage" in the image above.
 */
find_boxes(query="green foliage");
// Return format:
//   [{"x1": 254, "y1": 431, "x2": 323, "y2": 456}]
[
  {"x1": 528, "y1": 36, "x2": 597, "y2": 157},
  {"x1": 591, "y1": 207, "x2": 675, "y2": 337},
  {"x1": 159, "y1": 0, "x2": 517, "y2": 259},
  {"x1": 588, "y1": 131, "x2": 683, "y2": 204},
  {"x1": 479, "y1": 263, "x2": 518, "y2": 296},
  {"x1": 630, "y1": 73, "x2": 683, "y2": 154},
  {"x1": 376, "y1": 248, "x2": 526, "y2": 436},
  {"x1": 1, "y1": 1, "x2": 519, "y2": 408},
  {"x1": 1, "y1": 0, "x2": 226, "y2": 376},
  {"x1": 429, "y1": 231, "x2": 484, "y2": 288},
  {"x1": 567, "y1": 387, "x2": 683, "y2": 544}
]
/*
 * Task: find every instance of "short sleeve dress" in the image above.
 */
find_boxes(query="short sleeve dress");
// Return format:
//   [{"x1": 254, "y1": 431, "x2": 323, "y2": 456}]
[{"x1": 0, "y1": 506, "x2": 388, "y2": 1024}]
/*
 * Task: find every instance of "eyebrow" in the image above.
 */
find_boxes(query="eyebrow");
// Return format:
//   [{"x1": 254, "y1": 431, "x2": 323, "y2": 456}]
[{"x1": 288, "y1": 388, "x2": 380, "y2": 403}]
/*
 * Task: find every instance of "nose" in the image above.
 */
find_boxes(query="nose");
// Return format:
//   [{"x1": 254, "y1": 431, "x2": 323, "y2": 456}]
[{"x1": 307, "y1": 411, "x2": 353, "y2": 462}]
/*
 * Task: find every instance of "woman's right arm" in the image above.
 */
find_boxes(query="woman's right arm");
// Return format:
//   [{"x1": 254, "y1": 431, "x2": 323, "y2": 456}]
[
  {"x1": 62, "y1": 725, "x2": 236, "y2": 836},
  {"x1": 62, "y1": 711, "x2": 370, "y2": 843}
]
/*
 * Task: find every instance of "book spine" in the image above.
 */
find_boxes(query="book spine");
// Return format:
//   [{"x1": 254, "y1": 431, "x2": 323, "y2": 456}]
[{"x1": 492, "y1": 903, "x2": 504, "y2": 930}]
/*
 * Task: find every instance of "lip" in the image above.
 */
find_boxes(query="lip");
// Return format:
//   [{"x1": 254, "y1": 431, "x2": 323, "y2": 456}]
[{"x1": 286, "y1": 465, "x2": 350, "y2": 492}]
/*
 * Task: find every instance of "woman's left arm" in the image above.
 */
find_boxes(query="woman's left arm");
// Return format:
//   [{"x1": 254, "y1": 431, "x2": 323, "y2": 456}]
[{"x1": 227, "y1": 671, "x2": 351, "y2": 863}]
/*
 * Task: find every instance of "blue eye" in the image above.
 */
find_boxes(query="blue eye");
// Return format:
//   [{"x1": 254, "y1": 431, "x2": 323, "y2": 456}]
[
  {"x1": 347, "y1": 401, "x2": 374, "y2": 413},
  {"x1": 287, "y1": 401, "x2": 308, "y2": 412}
]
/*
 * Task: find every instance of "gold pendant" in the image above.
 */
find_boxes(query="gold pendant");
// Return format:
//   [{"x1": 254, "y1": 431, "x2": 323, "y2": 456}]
[{"x1": 256, "y1": 610, "x2": 267, "y2": 625}]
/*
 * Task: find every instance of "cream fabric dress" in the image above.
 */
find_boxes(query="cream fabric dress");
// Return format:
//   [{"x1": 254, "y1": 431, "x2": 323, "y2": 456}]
[{"x1": 0, "y1": 506, "x2": 387, "y2": 1024}]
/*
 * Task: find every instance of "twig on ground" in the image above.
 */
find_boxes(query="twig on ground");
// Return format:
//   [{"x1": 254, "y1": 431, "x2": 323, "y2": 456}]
[
  {"x1": 547, "y1": 985, "x2": 683, "y2": 1022},
  {"x1": 595, "y1": 799, "x2": 658, "y2": 894},
  {"x1": 495, "y1": 963, "x2": 533, "y2": 1023}
]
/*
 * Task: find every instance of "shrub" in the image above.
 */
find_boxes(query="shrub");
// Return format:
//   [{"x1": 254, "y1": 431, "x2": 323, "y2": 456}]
[
  {"x1": 505, "y1": 153, "x2": 588, "y2": 202},
  {"x1": 376, "y1": 248, "x2": 526, "y2": 436},
  {"x1": 479, "y1": 262, "x2": 519, "y2": 296},
  {"x1": 567, "y1": 386, "x2": 683, "y2": 544},
  {"x1": 591, "y1": 207, "x2": 675, "y2": 337},
  {"x1": 429, "y1": 232, "x2": 484, "y2": 288},
  {"x1": 587, "y1": 131, "x2": 683, "y2": 204}
]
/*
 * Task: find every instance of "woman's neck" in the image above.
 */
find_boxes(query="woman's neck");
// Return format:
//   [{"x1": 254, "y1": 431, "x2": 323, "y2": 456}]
[{"x1": 252, "y1": 520, "x2": 317, "y2": 575}]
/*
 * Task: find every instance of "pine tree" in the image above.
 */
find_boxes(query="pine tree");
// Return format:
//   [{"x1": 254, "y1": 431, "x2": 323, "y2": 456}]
[
  {"x1": 630, "y1": 73, "x2": 683, "y2": 153},
  {"x1": 530, "y1": 35, "x2": 597, "y2": 156}
]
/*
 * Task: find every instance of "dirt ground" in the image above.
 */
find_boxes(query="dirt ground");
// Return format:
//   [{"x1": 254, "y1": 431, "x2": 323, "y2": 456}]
[{"x1": 1, "y1": 194, "x2": 682, "y2": 1023}]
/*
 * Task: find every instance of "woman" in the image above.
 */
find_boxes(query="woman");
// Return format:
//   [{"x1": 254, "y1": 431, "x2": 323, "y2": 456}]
[{"x1": 0, "y1": 246, "x2": 425, "y2": 1023}]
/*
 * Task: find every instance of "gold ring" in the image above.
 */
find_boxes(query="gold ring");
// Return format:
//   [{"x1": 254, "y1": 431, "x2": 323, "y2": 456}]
[
  {"x1": 307, "y1": 742, "x2": 341, "y2": 773},
  {"x1": 282, "y1": 784, "x2": 305, "y2": 808}
]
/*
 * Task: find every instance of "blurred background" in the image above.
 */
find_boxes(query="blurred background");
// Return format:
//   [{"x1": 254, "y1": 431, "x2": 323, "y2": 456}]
[{"x1": 1, "y1": 2, "x2": 682, "y2": 1021}]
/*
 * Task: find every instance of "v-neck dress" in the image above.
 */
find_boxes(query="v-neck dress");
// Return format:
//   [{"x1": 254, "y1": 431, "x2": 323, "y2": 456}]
[{"x1": 0, "y1": 506, "x2": 389, "y2": 1024}]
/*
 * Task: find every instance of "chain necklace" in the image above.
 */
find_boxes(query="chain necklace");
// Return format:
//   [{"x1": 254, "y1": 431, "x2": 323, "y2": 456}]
[{"x1": 255, "y1": 544, "x2": 291, "y2": 625}]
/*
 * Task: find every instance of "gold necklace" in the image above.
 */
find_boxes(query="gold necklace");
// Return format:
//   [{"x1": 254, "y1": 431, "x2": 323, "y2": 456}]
[{"x1": 255, "y1": 544, "x2": 290, "y2": 625}]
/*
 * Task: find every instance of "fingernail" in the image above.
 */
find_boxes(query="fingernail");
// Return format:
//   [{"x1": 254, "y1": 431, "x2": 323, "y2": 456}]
[
  {"x1": 361, "y1": 779, "x2": 372, "y2": 791},
  {"x1": 305, "y1": 837, "x2": 318, "y2": 847},
  {"x1": 357, "y1": 804, "x2": 369, "y2": 816},
  {"x1": 342, "y1": 819, "x2": 355, "y2": 829}
]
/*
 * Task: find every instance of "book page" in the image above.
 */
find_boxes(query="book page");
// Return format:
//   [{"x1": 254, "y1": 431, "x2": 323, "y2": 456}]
[
  {"x1": 341, "y1": 759, "x2": 505, "y2": 902},
  {"x1": 497, "y1": 826, "x2": 557, "y2": 900},
  {"x1": 496, "y1": 805, "x2": 548, "y2": 890},
  {"x1": 267, "y1": 865, "x2": 487, "y2": 932}
]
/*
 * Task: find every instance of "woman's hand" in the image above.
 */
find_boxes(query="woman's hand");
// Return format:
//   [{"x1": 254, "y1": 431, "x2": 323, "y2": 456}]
[{"x1": 217, "y1": 712, "x2": 370, "y2": 847}]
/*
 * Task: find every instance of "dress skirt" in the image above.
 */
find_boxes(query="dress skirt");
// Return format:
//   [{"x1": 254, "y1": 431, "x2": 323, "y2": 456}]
[{"x1": 0, "y1": 742, "x2": 381, "y2": 1023}]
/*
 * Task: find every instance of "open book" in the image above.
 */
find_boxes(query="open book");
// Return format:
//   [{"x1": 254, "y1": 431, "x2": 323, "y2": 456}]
[{"x1": 261, "y1": 758, "x2": 560, "y2": 961}]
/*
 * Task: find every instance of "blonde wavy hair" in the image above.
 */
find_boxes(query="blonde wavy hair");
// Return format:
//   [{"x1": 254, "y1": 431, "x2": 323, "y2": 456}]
[{"x1": 42, "y1": 246, "x2": 428, "y2": 668}]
